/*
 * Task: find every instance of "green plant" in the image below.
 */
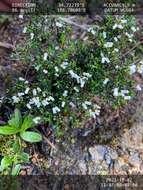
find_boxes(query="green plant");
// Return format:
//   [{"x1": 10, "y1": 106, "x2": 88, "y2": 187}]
[
  {"x1": 0, "y1": 109, "x2": 42, "y2": 175},
  {"x1": 7, "y1": 15, "x2": 143, "y2": 129}
]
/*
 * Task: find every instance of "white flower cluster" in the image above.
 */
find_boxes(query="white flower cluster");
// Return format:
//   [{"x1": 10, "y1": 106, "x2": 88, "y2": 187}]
[
  {"x1": 104, "y1": 42, "x2": 113, "y2": 48},
  {"x1": 82, "y1": 100, "x2": 101, "y2": 119},
  {"x1": 89, "y1": 104, "x2": 101, "y2": 119},
  {"x1": 101, "y1": 52, "x2": 110, "y2": 64},
  {"x1": 113, "y1": 88, "x2": 131, "y2": 100},
  {"x1": 87, "y1": 27, "x2": 96, "y2": 35},
  {"x1": 129, "y1": 61, "x2": 143, "y2": 76},
  {"x1": 69, "y1": 70, "x2": 92, "y2": 88},
  {"x1": 113, "y1": 18, "x2": 127, "y2": 30},
  {"x1": 55, "y1": 21, "x2": 64, "y2": 28},
  {"x1": 15, "y1": 16, "x2": 140, "y2": 123}
]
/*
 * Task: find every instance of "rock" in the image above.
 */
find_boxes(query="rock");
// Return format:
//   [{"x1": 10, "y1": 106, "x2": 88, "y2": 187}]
[
  {"x1": 108, "y1": 148, "x2": 118, "y2": 160},
  {"x1": 104, "y1": 153, "x2": 112, "y2": 165},
  {"x1": 78, "y1": 160, "x2": 87, "y2": 174},
  {"x1": 89, "y1": 145, "x2": 107, "y2": 162},
  {"x1": 129, "y1": 152, "x2": 141, "y2": 166}
]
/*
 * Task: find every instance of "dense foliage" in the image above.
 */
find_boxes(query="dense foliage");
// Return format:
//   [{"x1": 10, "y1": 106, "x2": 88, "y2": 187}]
[{"x1": 7, "y1": 15, "x2": 142, "y2": 129}]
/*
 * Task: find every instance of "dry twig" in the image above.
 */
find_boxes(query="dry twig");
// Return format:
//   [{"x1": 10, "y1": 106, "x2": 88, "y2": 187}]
[
  {"x1": 43, "y1": 136, "x2": 57, "y2": 150},
  {"x1": 0, "y1": 41, "x2": 15, "y2": 50}
]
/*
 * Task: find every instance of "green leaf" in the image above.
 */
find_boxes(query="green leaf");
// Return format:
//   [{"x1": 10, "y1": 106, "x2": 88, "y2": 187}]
[
  {"x1": 18, "y1": 152, "x2": 29, "y2": 163},
  {"x1": 0, "y1": 156, "x2": 13, "y2": 171},
  {"x1": 12, "y1": 164, "x2": 21, "y2": 175},
  {"x1": 8, "y1": 109, "x2": 22, "y2": 128},
  {"x1": 0, "y1": 126, "x2": 20, "y2": 135},
  {"x1": 20, "y1": 131, "x2": 42, "y2": 143},
  {"x1": 12, "y1": 140, "x2": 21, "y2": 153},
  {"x1": 20, "y1": 115, "x2": 34, "y2": 132}
]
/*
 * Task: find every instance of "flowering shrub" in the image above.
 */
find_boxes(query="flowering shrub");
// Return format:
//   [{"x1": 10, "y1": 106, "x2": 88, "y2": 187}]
[{"x1": 7, "y1": 15, "x2": 142, "y2": 128}]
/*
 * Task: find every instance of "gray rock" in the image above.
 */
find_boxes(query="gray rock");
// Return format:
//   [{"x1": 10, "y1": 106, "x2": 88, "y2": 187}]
[
  {"x1": 108, "y1": 148, "x2": 118, "y2": 160},
  {"x1": 129, "y1": 152, "x2": 141, "y2": 166},
  {"x1": 89, "y1": 145, "x2": 107, "y2": 162},
  {"x1": 78, "y1": 160, "x2": 87, "y2": 174},
  {"x1": 104, "y1": 153, "x2": 112, "y2": 165}
]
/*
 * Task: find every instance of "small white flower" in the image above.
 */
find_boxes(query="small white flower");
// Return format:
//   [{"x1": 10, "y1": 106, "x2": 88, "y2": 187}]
[
  {"x1": 137, "y1": 63, "x2": 143, "y2": 74},
  {"x1": 114, "y1": 48, "x2": 119, "y2": 52},
  {"x1": 125, "y1": 32, "x2": 133, "y2": 42},
  {"x1": 37, "y1": 87, "x2": 42, "y2": 92},
  {"x1": 24, "y1": 80, "x2": 29, "y2": 84},
  {"x1": 103, "y1": 78, "x2": 109, "y2": 85},
  {"x1": 83, "y1": 72, "x2": 92, "y2": 78},
  {"x1": 42, "y1": 99, "x2": 49, "y2": 106},
  {"x1": 26, "y1": 103, "x2": 32, "y2": 109},
  {"x1": 30, "y1": 33, "x2": 34, "y2": 40},
  {"x1": 89, "y1": 109, "x2": 100, "y2": 118},
  {"x1": 94, "y1": 109, "x2": 100, "y2": 116},
  {"x1": 42, "y1": 92, "x2": 46, "y2": 97},
  {"x1": 121, "y1": 90, "x2": 129, "y2": 94},
  {"x1": 19, "y1": 77, "x2": 25, "y2": 81},
  {"x1": 130, "y1": 64, "x2": 136, "y2": 74},
  {"x1": 19, "y1": 14, "x2": 23, "y2": 19},
  {"x1": 120, "y1": 90, "x2": 129, "y2": 97},
  {"x1": 113, "y1": 88, "x2": 119, "y2": 97},
  {"x1": 61, "y1": 101, "x2": 65, "y2": 108},
  {"x1": 55, "y1": 21, "x2": 63, "y2": 28},
  {"x1": 33, "y1": 117, "x2": 41, "y2": 124},
  {"x1": 69, "y1": 102, "x2": 76, "y2": 108},
  {"x1": 43, "y1": 69, "x2": 48, "y2": 74},
  {"x1": 102, "y1": 57, "x2": 110, "y2": 64},
  {"x1": 91, "y1": 30, "x2": 96, "y2": 35},
  {"x1": 23, "y1": 27, "x2": 27, "y2": 33},
  {"x1": 69, "y1": 70, "x2": 80, "y2": 83},
  {"x1": 43, "y1": 52, "x2": 48, "y2": 61},
  {"x1": 18, "y1": 92, "x2": 24, "y2": 97},
  {"x1": 32, "y1": 89, "x2": 37, "y2": 96},
  {"x1": 25, "y1": 87, "x2": 30, "y2": 94},
  {"x1": 55, "y1": 46, "x2": 59, "y2": 50},
  {"x1": 136, "y1": 84, "x2": 142, "y2": 91},
  {"x1": 52, "y1": 106, "x2": 60, "y2": 114},
  {"x1": 60, "y1": 62, "x2": 68, "y2": 69},
  {"x1": 124, "y1": 96, "x2": 131, "y2": 100},
  {"x1": 113, "y1": 24, "x2": 124, "y2": 30},
  {"x1": 94, "y1": 104, "x2": 101, "y2": 110},
  {"x1": 31, "y1": 97, "x2": 41, "y2": 108},
  {"x1": 121, "y1": 19, "x2": 127, "y2": 24},
  {"x1": 131, "y1": 26, "x2": 136, "y2": 32},
  {"x1": 73, "y1": 87, "x2": 79, "y2": 93},
  {"x1": 47, "y1": 96, "x2": 54, "y2": 101},
  {"x1": 104, "y1": 42, "x2": 113, "y2": 48},
  {"x1": 80, "y1": 79, "x2": 85, "y2": 88},
  {"x1": 0, "y1": 97, "x2": 4, "y2": 103},
  {"x1": 87, "y1": 27, "x2": 96, "y2": 35},
  {"x1": 89, "y1": 110, "x2": 96, "y2": 119},
  {"x1": 84, "y1": 101, "x2": 92, "y2": 105},
  {"x1": 55, "y1": 66, "x2": 59, "y2": 72},
  {"x1": 114, "y1": 37, "x2": 118, "y2": 42},
  {"x1": 82, "y1": 103, "x2": 88, "y2": 110},
  {"x1": 103, "y1": 31, "x2": 107, "y2": 39},
  {"x1": 63, "y1": 90, "x2": 68, "y2": 97},
  {"x1": 12, "y1": 96, "x2": 20, "y2": 103},
  {"x1": 82, "y1": 101, "x2": 92, "y2": 110},
  {"x1": 35, "y1": 65, "x2": 40, "y2": 71},
  {"x1": 55, "y1": 73, "x2": 59, "y2": 77}
]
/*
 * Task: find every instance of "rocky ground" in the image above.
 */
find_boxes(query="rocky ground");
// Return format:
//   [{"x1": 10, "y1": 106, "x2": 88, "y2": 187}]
[{"x1": 29, "y1": 95, "x2": 143, "y2": 175}]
